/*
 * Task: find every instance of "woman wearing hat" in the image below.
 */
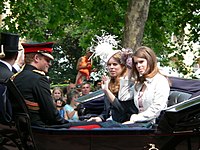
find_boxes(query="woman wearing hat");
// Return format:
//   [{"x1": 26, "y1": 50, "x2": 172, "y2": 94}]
[{"x1": 88, "y1": 49, "x2": 138, "y2": 123}]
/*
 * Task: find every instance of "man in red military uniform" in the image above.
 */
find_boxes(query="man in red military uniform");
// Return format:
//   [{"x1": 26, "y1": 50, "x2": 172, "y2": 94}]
[
  {"x1": 13, "y1": 42, "x2": 69, "y2": 126},
  {"x1": 13, "y1": 42, "x2": 100, "y2": 128}
]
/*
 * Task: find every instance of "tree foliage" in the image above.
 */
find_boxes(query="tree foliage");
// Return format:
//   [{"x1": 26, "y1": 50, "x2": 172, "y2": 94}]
[
  {"x1": 0, "y1": 0, "x2": 199, "y2": 82},
  {"x1": 143, "y1": 0, "x2": 200, "y2": 78}
]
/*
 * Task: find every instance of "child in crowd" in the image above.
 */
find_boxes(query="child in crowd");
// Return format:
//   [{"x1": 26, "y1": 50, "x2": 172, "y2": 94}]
[
  {"x1": 64, "y1": 90, "x2": 80, "y2": 121},
  {"x1": 55, "y1": 98, "x2": 67, "y2": 119},
  {"x1": 52, "y1": 87, "x2": 64, "y2": 102}
]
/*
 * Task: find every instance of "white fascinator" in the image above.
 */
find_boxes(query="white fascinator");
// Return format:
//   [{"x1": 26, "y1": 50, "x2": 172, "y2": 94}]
[
  {"x1": 90, "y1": 31, "x2": 133, "y2": 67},
  {"x1": 89, "y1": 30, "x2": 121, "y2": 64}
]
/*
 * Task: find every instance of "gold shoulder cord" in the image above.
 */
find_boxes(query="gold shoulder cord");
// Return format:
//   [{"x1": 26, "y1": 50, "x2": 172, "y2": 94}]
[
  {"x1": 10, "y1": 64, "x2": 25, "y2": 81},
  {"x1": 33, "y1": 70, "x2": 45, "y2": 76},
  {"x1": 10, "y1": 72, "x2": 20, "y2": 81},
  {"x1": 10, "y1": 67, "x2": 45, "y2": 81}
]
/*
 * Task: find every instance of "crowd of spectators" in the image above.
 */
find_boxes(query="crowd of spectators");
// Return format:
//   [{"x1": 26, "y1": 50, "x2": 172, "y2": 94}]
[{"x1": 51, "y1": 80, "x2": 102, "y2": 121}]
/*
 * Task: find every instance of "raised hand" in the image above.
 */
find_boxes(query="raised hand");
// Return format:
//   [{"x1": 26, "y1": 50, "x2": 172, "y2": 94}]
[{"x1": 101, "y1": 75, "x2": 109, "y2": 91}]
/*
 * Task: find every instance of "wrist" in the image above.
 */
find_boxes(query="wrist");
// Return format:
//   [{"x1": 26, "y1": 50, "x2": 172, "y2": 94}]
[{"x1": 130, "y1": 114, "x2": 137, "y2": 122}]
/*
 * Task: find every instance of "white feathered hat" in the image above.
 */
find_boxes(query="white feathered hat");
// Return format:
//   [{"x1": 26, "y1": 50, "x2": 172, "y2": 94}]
[
  {"x1": 90, "y1": 31, "x2": 121, "y2": 64},
  {"x1": 89, "y1": 31, "x2": 133, "y2": 70},
  {"x1": 94, "y1": 43, "x2": 121, "y2": 63}
]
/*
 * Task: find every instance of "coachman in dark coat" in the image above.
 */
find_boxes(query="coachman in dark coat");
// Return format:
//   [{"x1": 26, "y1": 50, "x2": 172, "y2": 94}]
[{"x1": 0, "y1": 32, "x2": 20, "y2": 81}]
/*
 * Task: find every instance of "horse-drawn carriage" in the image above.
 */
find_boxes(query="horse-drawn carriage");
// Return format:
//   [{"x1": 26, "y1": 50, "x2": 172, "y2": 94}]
[{"x1": 0, "y1": 77, "x2": 200, "y2": 150}]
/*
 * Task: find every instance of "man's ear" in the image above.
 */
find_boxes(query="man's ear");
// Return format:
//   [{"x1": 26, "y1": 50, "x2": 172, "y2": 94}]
[{"x1": 34, "y1": 54, "x2": 41, "y2": 63}]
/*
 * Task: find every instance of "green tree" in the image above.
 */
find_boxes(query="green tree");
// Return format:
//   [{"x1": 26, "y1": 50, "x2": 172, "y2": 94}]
[
  {"x1": 1, "y1": 0, "x2": 199, "y2": 82},
  {"x1": 123, "y1": 0, "x2": 151, "y2": 50},
  {"x1": 49, "y1": 34, "x2": 82, "y2": 84}
]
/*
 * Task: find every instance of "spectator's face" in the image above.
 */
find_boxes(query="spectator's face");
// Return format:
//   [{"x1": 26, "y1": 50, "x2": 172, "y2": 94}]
[
  {"x1": 56, "y1": 100, "x2": 63, "y2": 107},
  {"x1": 86, "y1": 52, "x2": 93, "y2": 58},
  {"x1": 71, "y1": 94, "x2": 79, "y2": 105},
  {"x1": 95, "y1": 82, "x2": 102, "y2": 90},
  {"x1": 67, "y1": 84, "x2": 76, "y2": 93},
  {"x1": 81, "y1": 84, "x2": 91, "y2": 95},
  {"x1": 107, "y1": 57, "x2": 123, "y2": 77},
  {"x1": 53, "y1": 89, "x2": 62, "y2": 100}
]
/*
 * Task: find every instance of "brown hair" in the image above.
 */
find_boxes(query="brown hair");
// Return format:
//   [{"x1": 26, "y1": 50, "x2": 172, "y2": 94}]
[
  {"x1": 24, "y1": 53, "x2": 37, "y2": 64},
  {"x1": 132, "y1": 46, "x2": 159, "y2": 83},
  {"x1": 67, "y1": 90, "x2": 80, "y2": 104},
  {"x1": 107, "y1": 52, "x2": 127, "y2": 96}
]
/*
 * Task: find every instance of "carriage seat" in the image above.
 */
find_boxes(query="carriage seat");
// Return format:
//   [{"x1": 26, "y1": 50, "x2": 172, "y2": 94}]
[
  {"x1": 167, "y1": 76, "x2": 200, "y2": 107},
  {"x1": 167, "y1": 91, "x2": 192, "y2": 107}
]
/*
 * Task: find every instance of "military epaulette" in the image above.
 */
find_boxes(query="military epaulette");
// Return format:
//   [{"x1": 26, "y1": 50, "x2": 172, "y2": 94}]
[
  {"x1": 10, "y1": 72, "x2": 20, "y2": 81},
  {"x1": 10, "y1": 64, "x2": 25, "y2": 80},
  {"x1": 33, "y1": 70, "x2": 46, "y2": 76}
]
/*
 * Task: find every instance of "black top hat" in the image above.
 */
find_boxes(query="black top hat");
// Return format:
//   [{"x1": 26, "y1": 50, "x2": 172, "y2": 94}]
[{"x1": 0, "y1": 32, "x2": 19, "y2": 53}]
